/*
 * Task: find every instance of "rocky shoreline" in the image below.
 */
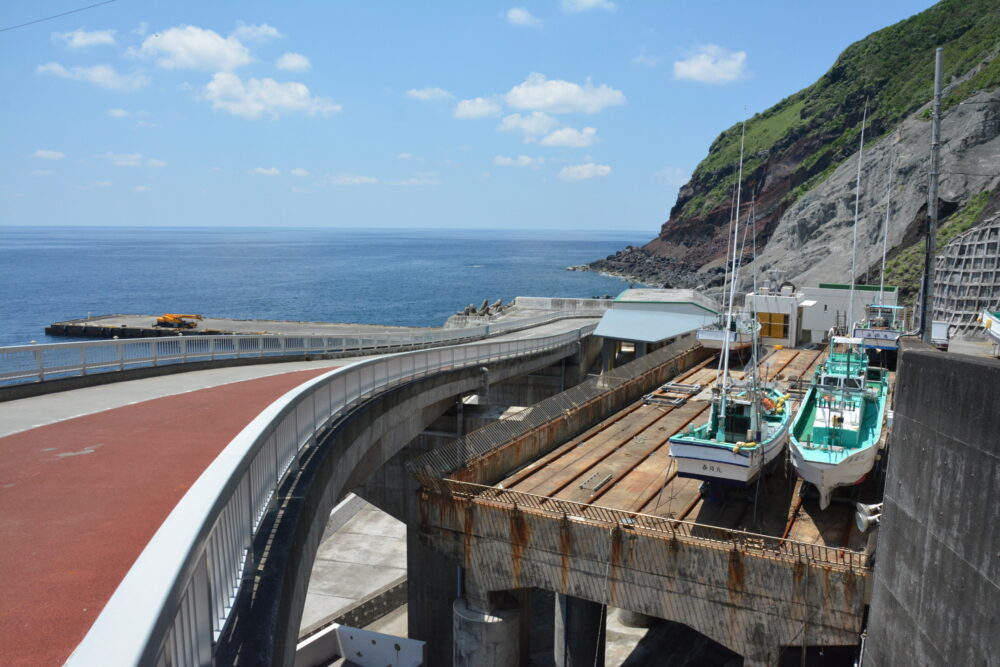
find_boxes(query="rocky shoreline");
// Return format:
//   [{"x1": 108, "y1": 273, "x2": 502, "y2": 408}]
[{"x1": 569, "y1": 245, "x2": 704, "y2": 289}]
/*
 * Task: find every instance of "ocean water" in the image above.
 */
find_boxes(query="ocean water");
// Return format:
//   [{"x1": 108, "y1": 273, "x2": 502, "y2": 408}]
[{"x1": 0, "y1": 226, "x2": 649, "y2": 348}]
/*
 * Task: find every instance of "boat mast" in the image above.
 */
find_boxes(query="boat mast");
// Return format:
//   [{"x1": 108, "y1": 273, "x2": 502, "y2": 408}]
[
  {"x1": 847, "y1": 98, "x2": 869, "y2": 331},
  {"x1": 747, "y1": 197, "x2": 761, "y2": 442},
  {"x1": 878, "y1": 152, "x2": 895, "y2": 309},
  {"x1": 719, "y1": 119, "x2": 747, "y2": 437}
]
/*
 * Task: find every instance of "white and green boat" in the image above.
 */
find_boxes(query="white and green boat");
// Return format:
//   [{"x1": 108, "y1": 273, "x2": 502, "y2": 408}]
[
  {"x1": 669, "y1": 379, "x2": 792, "y2": 486},
  {"x1": 789, "y1": 336, "x2": 889, "y2": 509}
]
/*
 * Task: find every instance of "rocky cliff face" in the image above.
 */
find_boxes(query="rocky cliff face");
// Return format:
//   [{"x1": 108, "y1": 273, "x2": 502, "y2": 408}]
[
  {"x1": 751, "y1": 86, "x2": 1000, "y2": 292},
  {"x1": 588, "y1": 0, "x2": 1000, "y2": 298}
]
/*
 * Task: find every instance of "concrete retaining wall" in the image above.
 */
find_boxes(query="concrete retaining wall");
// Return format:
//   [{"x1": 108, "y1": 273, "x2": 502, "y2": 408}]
[{"x1": 865, "y1": 348, "x2": 1000, "y2": 666}]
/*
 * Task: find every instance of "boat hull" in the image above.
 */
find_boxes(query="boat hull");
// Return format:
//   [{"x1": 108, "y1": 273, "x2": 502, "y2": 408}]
[
  {"x1": 789, "y1": 362, "x2": 888, "y2": 509},
  {"x1": 670, "y1": 423, "x2": 789, "y2": 486},
  {"x1": 789, "y1": 441, "x2": 877, "y2": 509}
]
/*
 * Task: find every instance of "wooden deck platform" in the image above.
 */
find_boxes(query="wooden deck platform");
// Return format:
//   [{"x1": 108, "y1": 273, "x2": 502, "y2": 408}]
[{"x1": 495, "y1": 347, "x2": 890, "y2": 553}]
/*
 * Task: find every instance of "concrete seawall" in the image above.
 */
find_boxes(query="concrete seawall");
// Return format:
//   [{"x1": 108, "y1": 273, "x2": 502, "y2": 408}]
[{"x1": 865, "y1": 345, "x2": 1000, "y2": 665}]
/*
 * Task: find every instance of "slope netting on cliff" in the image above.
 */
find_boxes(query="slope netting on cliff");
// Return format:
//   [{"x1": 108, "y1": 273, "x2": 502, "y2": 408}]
[{"x1": 407, "y1": 335, "x2": 697, "y2": 485}]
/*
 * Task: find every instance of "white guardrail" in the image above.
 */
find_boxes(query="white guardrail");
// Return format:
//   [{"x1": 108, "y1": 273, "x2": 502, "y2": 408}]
[
  {"x1": 0, "y1": 310, "x2": 606, "y2": 386},
  {"x1": 66, "y1": 322, "x2": 596, "y2": 667}
]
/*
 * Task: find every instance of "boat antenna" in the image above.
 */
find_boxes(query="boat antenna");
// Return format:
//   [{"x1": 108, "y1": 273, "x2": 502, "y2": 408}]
[
  {"x1": 847, "y1": 97, "x2": 869, "y2": 331},
  {"x1": 719, "y1": 118, "x2": 747, "y2": 430},
  {"x1": 878, "y1": 151, "x2": 895, "y2": 308}
]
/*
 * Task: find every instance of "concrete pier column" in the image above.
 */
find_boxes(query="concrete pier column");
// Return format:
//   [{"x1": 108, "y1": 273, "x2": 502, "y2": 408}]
[
  {"x1": 601, "y1": 339, "x2": 616, "y2": 372},
  {"x1": 407, "y1": 527, "x2": 459, "y2": 667},
  {"x1": 453, "y1": 596, "x2": 520, "y2": 666},
  {"x1": 554, "y1": 594, "x2": 606, "y2": 667}
]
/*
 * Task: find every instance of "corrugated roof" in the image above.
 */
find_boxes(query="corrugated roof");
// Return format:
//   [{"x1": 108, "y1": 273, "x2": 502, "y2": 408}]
[
  {"x1": 613, "y1": 288, "x2": 719, "y2": 314},
  {"x1": 594, "y1": 308, "x2": 716, "y2": 343}
]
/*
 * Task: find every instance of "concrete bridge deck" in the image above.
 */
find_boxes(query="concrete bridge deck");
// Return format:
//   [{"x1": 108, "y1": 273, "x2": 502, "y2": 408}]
[{"x1": 0, "y1": 317, "x2": 597, "y2": 666}]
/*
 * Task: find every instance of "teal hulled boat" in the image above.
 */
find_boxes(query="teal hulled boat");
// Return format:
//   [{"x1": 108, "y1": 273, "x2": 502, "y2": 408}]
[{"x1": 789, "y1": 336, "x2": 888, "y2": 509}]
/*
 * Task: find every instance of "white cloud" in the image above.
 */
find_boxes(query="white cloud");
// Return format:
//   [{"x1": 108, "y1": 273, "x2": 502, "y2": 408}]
[
  {"x1": 36, "y1": 62, "x2": 148, "y2": 90},
  {"x1": 231, "y1": 22, "x2": 283, "y2": 43},
  {"x1": 138, "y1": 25, "x2": 253, "y2": 71},
  {"x1": 657, "y1": 166, "x2": 689, "y2": 186},
  {"x1": 291, "y1": 167, "x2": 309, "y2": 177},
  {"x1": 454, "y1": 97, "x2": 502, "y2": 119},
  {"x1": 395, "y1": 174, "x2": 441, "y2": 186},
  {"x1": 133, "y1": 22, "x2": 149, "y2": 37},
  {"x1": 108, "y1": 108, "x2": 130, "y2": 118},
  {"x1": 95, "y1": 181, "x2": 112, "y2": 187},
  {"x1": 99, "y1": 152, "x2": 165, "y2": 168},
  {"x1": 540, "y1": 126, "x2": 597, "y2": 148},
  {"x1": 276, "y1": 52, "x2": 311, "y2": 72},
  {"x1": 673, "y1": 44, "x2": 748, "y2": 83},
  {"x1": 103, "y1": 152, "x2": 143, "y2": 167},
  {"x1": 561, "y1": 0, "x2": 616, "y2": 12},
  {"x1": 558, "y1": 162, "x2": 611, "y2": 181},
  {"x1": 504, "y1": 73, "x2": 624, "y2": 114},
  {"x1": 632, "y1": 53, "x2": 662, "y2": 67},
  {"x1": 202, "y1": 72, "x2": 341, "y2": 119},
  {"x1": 252, "y1": 167, "x2": 280, "y2": 176},
  {"x1": 54, "y1": 28, "x2": 116, "y2": 48},
  {"x1": 32, "y1": 150, "x2": 65, "y2": 160},
  {"x1": 507, "y1": 7, "x2": 541, "y2": 27},
  {"x1": 398, "y1": 153, "x2": 415, "y2": 160},
  {"x1": 326, "y1": 174, "x2": 378, "y2": 185},
  {"x1": 494, "y1": 155, "x2": 544, "y2": 168},
  {"x1": 132, "y1": 185, "x2": 151, "y2": 192},
  {"x1": 497, "y1": 111, "x2": 559, "y2": 138},
  {"x1": 406, "y1": 87, "x2": 453, "y2": 101}
]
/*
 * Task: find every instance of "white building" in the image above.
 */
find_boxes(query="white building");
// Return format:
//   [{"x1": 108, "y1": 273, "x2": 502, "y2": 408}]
[
  {"x1": 743, "y1": 283, "x2": 814, "y2": 348},
  {"x1": 594, "y1": 288, "x2": 719, "y2": 368},
  {"x1": 800, "y1": 284, "x2": 899, "y2": 344}
]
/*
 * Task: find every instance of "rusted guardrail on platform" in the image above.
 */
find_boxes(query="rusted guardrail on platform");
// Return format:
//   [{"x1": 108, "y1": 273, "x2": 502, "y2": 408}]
[
  {"x1": 428, "y1": 479, "x2": 869, "y2": 571},
  {"x1": 407, "y1": 334, "x2": 706, "y2": 485}
]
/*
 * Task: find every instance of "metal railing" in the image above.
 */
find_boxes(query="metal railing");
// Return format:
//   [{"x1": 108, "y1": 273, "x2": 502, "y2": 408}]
[
  {"x1": 66, "y1": 322, "x2": 595, "y2": 667},
  {"x1": 428, "y1": 479, "x2": 868, "y2": 571},
  {"x1": 1, "y1": 309, "x2": 607, "y2": 386}
]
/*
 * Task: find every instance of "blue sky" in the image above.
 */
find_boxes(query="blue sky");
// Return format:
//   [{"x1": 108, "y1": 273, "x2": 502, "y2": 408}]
[{"x1": 1, "y1": 0, "x2": 937, "y2": 231}]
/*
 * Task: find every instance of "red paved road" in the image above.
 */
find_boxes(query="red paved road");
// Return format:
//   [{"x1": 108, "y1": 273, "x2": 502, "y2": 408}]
[{"x1": 0, "y1": 367, "x2": 336, "y2": 666}]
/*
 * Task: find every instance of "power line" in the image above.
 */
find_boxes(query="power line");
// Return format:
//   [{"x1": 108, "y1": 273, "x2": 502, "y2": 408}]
[{"x1": 0, "y1": 0, "x2": 119, "y2": 33}]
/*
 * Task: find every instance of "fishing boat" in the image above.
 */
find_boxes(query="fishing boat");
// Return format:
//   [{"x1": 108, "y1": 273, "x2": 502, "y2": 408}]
[
  {"x1": 789, "y1": 336, "x2": 888, "y2": 509},
  {"x1": 670, "y1": 119, "x2": 792, "y2": 489},
  {"x1": 668, "y1": 365, "x2": 792, "y2": 485},
  {"x1": 852, "y1": 303, "x2": 910, "y2": 352}
]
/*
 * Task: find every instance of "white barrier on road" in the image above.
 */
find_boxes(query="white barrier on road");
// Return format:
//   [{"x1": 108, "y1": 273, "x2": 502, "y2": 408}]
[{"x1": 1, "y1": 308, "x2": 607, "y2": 386}]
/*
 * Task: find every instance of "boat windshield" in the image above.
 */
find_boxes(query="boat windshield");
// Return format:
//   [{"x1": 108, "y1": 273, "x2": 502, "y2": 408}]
[{"x1": 863, "y1": 304, "x2": 904, "y2": 329}]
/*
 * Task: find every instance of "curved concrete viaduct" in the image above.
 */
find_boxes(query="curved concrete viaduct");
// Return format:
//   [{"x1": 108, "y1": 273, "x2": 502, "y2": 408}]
[{"x1": 0, "y1": 316, "x2": 601, "y2": 666}]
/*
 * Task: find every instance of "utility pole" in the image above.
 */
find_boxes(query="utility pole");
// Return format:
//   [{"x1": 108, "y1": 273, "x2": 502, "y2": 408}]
[{"x1": 921, "y1": 47, "x2": 943, "y2": 342}]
